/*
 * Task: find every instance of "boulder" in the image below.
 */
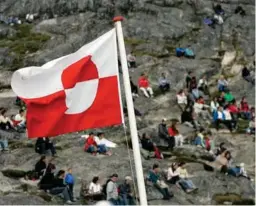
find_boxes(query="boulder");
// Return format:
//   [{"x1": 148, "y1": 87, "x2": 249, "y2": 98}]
[
  {"x1": 221, "y1": 51, "x2": 236, "y2": 68},
  {"x1": 2, "y1": 168, "x2": 27, "y2": 178},
  {"x1": 230, "y1": 64, "x2": 243, "y2": 75}
]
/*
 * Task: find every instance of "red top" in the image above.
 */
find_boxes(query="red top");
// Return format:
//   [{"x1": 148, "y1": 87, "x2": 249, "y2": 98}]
[
  {"x1": 228, "y1": 104, "x2": 239, "y2": 113},
  {"x1": 84, "y1": 136, "x2": 97, "y2": 151},
  {"x1": 138, "y1": 76, "x2": 149, "y2": 88},
  {"x1": 168, "y1": 127, "x2": 178, "y2": 137},
  {"x1": 240, "y1": 101, "x2": 249, "y2": 112}
]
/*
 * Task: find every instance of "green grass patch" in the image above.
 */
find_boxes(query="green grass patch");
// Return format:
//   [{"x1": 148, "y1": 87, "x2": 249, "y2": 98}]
[
  {"x1": 0, "y1": 24, "x2": 50, "y2": 70},
  {"x1": 124, "y1": 38, "x2": 148, "y2": 46}
]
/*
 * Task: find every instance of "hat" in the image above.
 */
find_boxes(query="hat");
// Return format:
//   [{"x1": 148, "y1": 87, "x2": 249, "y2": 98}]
[
  {"x1": 240, "y1": 163, "x2": 245, "y2": 168},
  {"x1": 125, "y1": 176, "x2": 132, "y2": 181},
  {"x1": 162, "y1": 118, "x2": 167, "y2": 121}
]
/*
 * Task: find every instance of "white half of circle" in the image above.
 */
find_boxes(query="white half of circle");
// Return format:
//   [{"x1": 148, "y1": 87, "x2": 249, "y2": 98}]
[{"x1": 64, "y1": 79, "x2": 99, "y2": 114}]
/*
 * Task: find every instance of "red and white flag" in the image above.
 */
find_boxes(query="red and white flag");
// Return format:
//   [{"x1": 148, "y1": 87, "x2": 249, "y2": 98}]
[{"x1": 11, "y1": 29, "x2": 123, "y2": 138}]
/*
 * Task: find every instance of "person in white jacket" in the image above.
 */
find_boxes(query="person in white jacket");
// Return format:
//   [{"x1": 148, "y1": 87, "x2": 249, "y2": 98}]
[
  {"x1": 176, "y1": 89, "x2": 188, "y2": 111},
  {"x1": 198, "y1": 75, "x2": 209, "y2": 94},
  {"x1": 193, "y1": 97, "x2": 211, "y2": 120},
  {"x1": 210, "y1": 97, "x2": 220, "y2": 113},
  {"x1": 167, "y1": 163, "x2": 180, "y2": 184},
  {"x1": 88, "y1": 176, "x2": 105, "y2": 200}
]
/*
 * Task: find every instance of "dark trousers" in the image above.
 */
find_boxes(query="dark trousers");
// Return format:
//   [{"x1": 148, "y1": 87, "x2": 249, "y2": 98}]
[
  {"x1": 131, "y1": 85, "x2": 138, "y2": 94},
  {"x1": 167, "y1": 176, "x2": 180, "y2": 184},
  {"x1": 162, "y1": 136, "x2": 175, "y2": 150},
  {"x1": 67, "y1": 184, "x2": 74, "y2": 200},
  {"x1": 36, "y1": 142, "x2": 56, "y2": 156},
  {"x1": 215, "y1": 119, "x2": 233, "y2": 131},
  {"x1": 159, "y1": 84, "x2": 170, "y2": 93},
  {"x1": 154, "y1": 183, "x2": 172, "y2": 199},
  {"x1": 50, "y1": 187, "x2": 71, "y2": 202},
  {"x1": 91, "y1": 193, "x2": 105, "y2": 201}
]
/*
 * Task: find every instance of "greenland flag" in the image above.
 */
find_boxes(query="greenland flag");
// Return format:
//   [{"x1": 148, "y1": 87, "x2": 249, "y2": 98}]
[{"x1": 11, "y1": 29, "x2": 123, "y2": 138}]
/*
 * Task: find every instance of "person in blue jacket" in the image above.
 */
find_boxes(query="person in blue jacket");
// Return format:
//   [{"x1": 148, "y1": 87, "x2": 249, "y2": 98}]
[{"x1": 65, "y1": 168, "x2": 76, "y2": 202}]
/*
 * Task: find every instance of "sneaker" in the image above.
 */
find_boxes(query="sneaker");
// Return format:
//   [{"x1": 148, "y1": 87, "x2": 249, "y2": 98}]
[
  {"x1": 66, "y1": 200, "x2": 73, "y2": 205},
  {"x1": 72, "y1": 198, "x2": 77, "y2": 202}
]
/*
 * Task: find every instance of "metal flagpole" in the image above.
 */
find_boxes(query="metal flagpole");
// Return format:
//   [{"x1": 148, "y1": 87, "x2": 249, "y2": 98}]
[{"x1": 113, "y1": 16, "x2": 148, "y2": 206}]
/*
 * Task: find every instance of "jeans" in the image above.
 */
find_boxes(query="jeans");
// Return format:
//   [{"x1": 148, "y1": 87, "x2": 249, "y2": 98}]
[
  {"x1": 67, "y1": 184, "x2": 74, "y2": 200},
  {"x1": 50, "y1": 187, "x2": 71, "y2": 202},
  {"x1": 0, "y1": 140, "x2": 8, "y2": 149},
  {"x1": 179, "y1": 179, "x2": 196, "y2": 191},
  {"x1": 159, "y1": 84, "x2": 170, "y2": 93},
  {"x1": 109, "y1": 198, "x2": 122, "y2": 205},
  {"x1": 97, "y1": 144, "x2": 108, "y2": 153},
  {"x1": 120, "y1": 194, "x2": 136, "y2": 205}
]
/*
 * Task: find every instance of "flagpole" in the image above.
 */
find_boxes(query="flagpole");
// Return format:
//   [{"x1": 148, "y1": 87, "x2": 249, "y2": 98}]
[{"x1": 113, "y1": 16, "x2": 148, "y2": 206}]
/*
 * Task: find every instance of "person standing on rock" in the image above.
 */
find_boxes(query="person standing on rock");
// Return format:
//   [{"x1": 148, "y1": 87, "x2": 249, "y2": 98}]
[
  {"x1": 127, "y1": 52, "x2": 137, "y2": 70},
  {"x1": 185, "y1": 71, "x2": 192, "y2": 89},
  {"x1": 106, "y1": 174, "x2": 120, "y2": 205},
  {"x1": 65, "y1": 167, "x2": 76, "y2": 202},
  {"x1": 138, "y1": 73, "x2": 154, "y2": 98},
  {"x1": 130, "y1": 77, "x2": 139, "y2": 97}
]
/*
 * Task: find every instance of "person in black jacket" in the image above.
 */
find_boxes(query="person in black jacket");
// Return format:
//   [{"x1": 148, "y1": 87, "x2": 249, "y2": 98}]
[
  {"x1": 34, "y1": 155, "x2": 47, "y2": 179},
  {"x1": 130, "y1": 77, "x2": 139, "y2": 97},
  {"x1": 35, "y1": 137, "x2": 57, "y2": 156},
  {"x1": 39, "y1": 163, "x2": 56, "y2": 191},
  {"x1": 158, "y1": 119, "x2": 175, "y2": 149}
]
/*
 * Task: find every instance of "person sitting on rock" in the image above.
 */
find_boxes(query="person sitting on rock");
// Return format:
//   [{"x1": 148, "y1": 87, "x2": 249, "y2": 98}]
[
  {"x1": 181, "y1": 106, "x2": 200, "y2": 129},
  {"x1": 193, "y1": 97, "x2": 211, "y2": 120},
  {"x1": 106, "y1": 174, "x2": 120, "y2": 205},
  {"x1": 217, "y1": 92, "x2": 226, "y2": 107},
  {"x1": 189, "y1": 76, "x2": 197, "y2": 92},
  {"x1": 13, "y1": 109, "x2": 26, "y2": 130},
  {"x1": 84, "y1": 133, "x2": 98, "y2": 155},
  {"x1": 158, "y1": 72, "x2": 170, "y2": 93},
  {"x1": 213, "y1": 106, "x2": 233, "y2": 132},
  {"x1": 34, "y1": 155, "x2": 47, "y2": 179},
  {"x1": 38, "y1": 162, "x2": 56, "y2": 190},
  {"x1": 210, "y1": 97, "x2": 220, "y2": 114},
  {"x1": 167, "y1": 162, "x2": 180, "y2": 184},
  {"x1": 212, "y1": 149, "x2": 230, "y2": 173},
  {"x1": 51, "y1": 170, "x2": 73, "y2": 204},
  {"x1": 141, "y1": 133, "x2": 163, "y2": 159},
  {"x1": 176, "y1": 89, "x2": 188, "y2": 112},
  {"x1": 127, "y1": 53, "x2": 136, "y2": 69},
  {"x1": 119, "y1": 176, "x2": 136, "y2": 205},
  {"x1": 203, "y1": 16, "x2": 216, "y2": 29},
  {"x1": 197, "y1": 75, "x2": 209, "y2": 94},
  {"x1": 147, "y1": 164, "x2": 173, "y2": 200},
  {"x1": 176, "y1": 162, "x2": 198, "y2": 193},
  {"x1": 0, "y1": 108, "x2": 15, "y2": 131},
  {"x1": 215, "y1": 142, "x2": 226, "y2": 156},
  {"x1": 158, "y1": 118, "x2": 174, "y2": 149},
  {"x1": 218, "y1": 76, "x2": 228, "y2": 92},
  {"x1": 168, "y1": 121, "x2": 183, "y2": 147},
  {"x1": 88, "y1": 176, "x2": 105, "y2": 201},
  {"x1": 235, "y1": 6, "x2": 246, "y2": 16},
  {"x1": 35, "y1": 137, "x2": 57, "y2": 157},
  {"x1": 227, "y1": 101, "x2": 239, "y2": 120},
  {"x1": 130, "y1": 77, "x2": 139, "y2": 97},
  {"x1": 240, "y1": 96, "x2": 251, "y2": 120},
  {"x1": 94, "y1": 132, "x2": 112, "y2": 156},
  {"x1": 241, "y1": 66, "x2": 255, "y2": 85},
  {"x1": 247, "y1": 117, "x2": 255, "y2": 135},
  {"x1": 65, "y1": 168, "x2": 76, "y2": 202},
  {"x1": 191, "y1": 88, "x2": 203, "y2": 101},
  {"x1": 193, "y1": 128, "x2": 205, "y2": 147},
  {"x1": 138, "y1": 73, "x2": 154, "y2": 98},
  {"x1": 224, "y1": 90, "x2": 235, "y2": 103}
]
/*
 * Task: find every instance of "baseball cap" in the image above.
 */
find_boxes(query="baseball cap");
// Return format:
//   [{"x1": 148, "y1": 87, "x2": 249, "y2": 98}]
[{"x1": 125, "y1": 176, "x2": 132, "y2": 181}]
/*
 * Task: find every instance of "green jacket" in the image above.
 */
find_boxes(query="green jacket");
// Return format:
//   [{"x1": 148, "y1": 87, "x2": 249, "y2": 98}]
[{"x1": 224, "y1": 93, "x2": 234, "y2": 102}]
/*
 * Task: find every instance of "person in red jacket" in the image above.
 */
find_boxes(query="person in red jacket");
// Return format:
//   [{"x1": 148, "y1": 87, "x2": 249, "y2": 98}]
[
  {"x1": 240, "y1": 97, "x2": 251, "y2": 120},
  {"x1": 228, "y1": 101, "x2": 240, "y2": 120},
  {"x1": 84, "y1": 133, "x2": 97, "y2": 155},
  {"x1": 138, "y1": 73, "x2": 154, "y2": 98}
]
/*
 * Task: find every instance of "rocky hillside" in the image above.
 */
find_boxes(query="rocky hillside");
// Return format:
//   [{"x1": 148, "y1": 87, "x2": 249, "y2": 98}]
[{"x1": 0, "y1": 0, "x2": 255, "y2": 205}]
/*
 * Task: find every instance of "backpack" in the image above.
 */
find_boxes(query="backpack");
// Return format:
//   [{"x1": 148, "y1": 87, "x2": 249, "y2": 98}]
[
  {"x1": 176, "y1": 48, "x2": 185, "y2": 57},
  {"x1": 102, "y1": 179, "x2": 112, "y2": 195},
  {"x1": 184, "y1": 48, "x2": 194, "y2": 57}
]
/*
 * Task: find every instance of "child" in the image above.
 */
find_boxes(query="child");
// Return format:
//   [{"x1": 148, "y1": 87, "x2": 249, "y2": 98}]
[{"x1": 65, "y1": 168, "x2": 76, "y2": 202}]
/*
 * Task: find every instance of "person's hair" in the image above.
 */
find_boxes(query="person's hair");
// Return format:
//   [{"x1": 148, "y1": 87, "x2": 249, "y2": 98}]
[
  {"x1": 141, "y1": 72, "x2": 145, "y2": 76},
  {"x1": 199, "y1": 128, "x2": 205, "y2": 133},
  {"x1": 178, "y1": 89, "x2": 184, "y2": 95},
  {"x1": 40, "y1": 155, "x2": 46, "y2": 162},
  {"x1": 142, "y1": 133, "x2": 146, "y2": 139},
  {"x1": 188, "y1": 71, "x2": 192, "y2": 75},
  {"x1": 19, "y1": 109, "x2": 24, "y2": 114},
  {"x1": 223, "y1": 105, "x2": 229, "y2": 110},
  {"x1": 225, "y1": 151, "x2": 231, "y2": 159},
  {"x1": 56, "y1": 170, "x2": 65, "y2": 178},
  {"x1": 153, "y1": 164, "x2": 159, "y2": 170},
  {"x1": 179, "y1": 162, "x2": 186, "y2": 167},
  {"x1": 92, "y1": 176, "x2": 99, "y2": 184},
  {"x1": 192, "y1": 76, "x2": 196, "y2": 81},
  {"x1": 220, "y1": 142, "x2": 225, "y2": 148},
  {"x1": 0, "y1": 108, "x2": 7, "y2": 115},
  {"x1": 171, "y1": 163, "x2": 178, "y2": 171},
  {"x1": 97, "y1": 132, "x2": 104, "y2": 137},
  {"x1": 241, "y1": 96, "x2": 246, "y2": 102},
  {"x1": 89, "y1": 132, "x2": 94, "y2": 136}
]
